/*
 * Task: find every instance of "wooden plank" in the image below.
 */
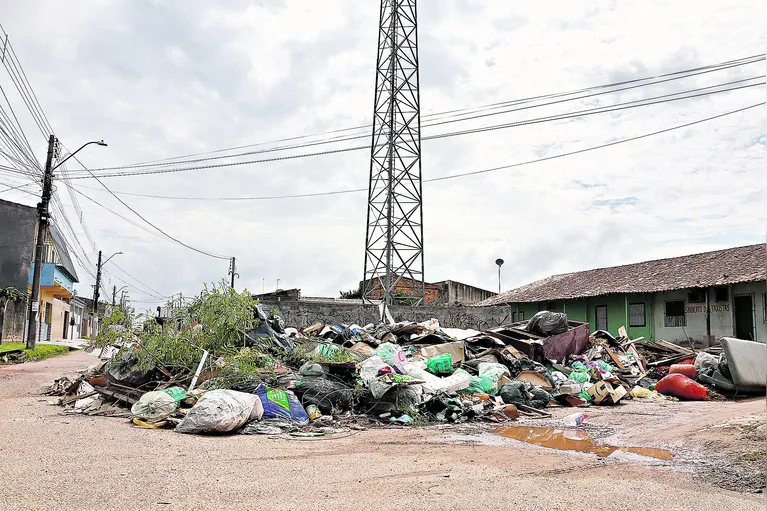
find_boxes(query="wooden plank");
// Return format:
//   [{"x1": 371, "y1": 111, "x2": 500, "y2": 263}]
[
  {"x1": 60, "y1": 390, "x2": 99, "y2": 405},
  {"x1": 604, "y1": 346, "x2": 626, "y2": 369},
  {"x1": 618, "y1": 326, "x2": 628, "y2": 339}
]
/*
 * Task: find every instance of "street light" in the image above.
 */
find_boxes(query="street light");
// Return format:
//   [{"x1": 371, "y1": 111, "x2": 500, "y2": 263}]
[
  {"x1": 26, "y1": 138, "x2": 107, "y2": 349},
  {"x1": 495, "y1": 258, "x2": 504, "y2": 294},
  {"x1": 52, "y1": 140, "x2": 108, "y2": 171},
  {"x1": 102, "y1": 251, "x2": 123, "y2": 267}
]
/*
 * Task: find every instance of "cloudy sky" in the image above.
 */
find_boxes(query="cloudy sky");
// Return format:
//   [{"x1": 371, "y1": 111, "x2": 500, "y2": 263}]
[{"x1": 0, "y1": 0, "x2": 764, "y2": 308}]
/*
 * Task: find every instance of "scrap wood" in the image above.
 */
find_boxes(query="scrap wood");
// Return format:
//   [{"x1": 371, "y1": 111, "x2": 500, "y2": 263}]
[
  {"x1": 94, "y1": 385, "x2": 138, "y2": 405},
  {"x1": 60, "y1": 390, "x2": 99, "y2": 406},
  {"x1": 604, "y1": 346, "x2": 626, "y2": 369}
]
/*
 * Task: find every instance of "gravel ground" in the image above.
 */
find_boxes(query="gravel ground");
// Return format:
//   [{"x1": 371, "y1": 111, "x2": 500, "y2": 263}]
[{"x1": 0, "y1": 351, "x2": 764, "y2": 511}]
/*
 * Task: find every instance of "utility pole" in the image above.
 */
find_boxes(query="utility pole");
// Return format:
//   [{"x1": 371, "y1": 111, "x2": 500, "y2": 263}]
[
  {"x1": 228, "y1": 257, "x2": 238, "y2": 289},
  {"x1": 112, "y1": 285, "x2": 117, "y2": 306},
  {"x1": 26, "y1": 135, "x2": 56, "y2": 349},
  {"x1": 92, "y1": 250, "x2": 102, "y2": 336}
]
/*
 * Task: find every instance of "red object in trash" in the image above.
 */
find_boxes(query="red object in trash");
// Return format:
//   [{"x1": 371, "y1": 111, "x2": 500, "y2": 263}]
[
  {"x1": 668, "y1": 364, "x2": 698, "y2": 379},
  {"x1": 679, "y1": 358, "x2": 694, "y2": 365},
  {"x1": 655, "y1": 373, "x2": 709, "y2": 400}
]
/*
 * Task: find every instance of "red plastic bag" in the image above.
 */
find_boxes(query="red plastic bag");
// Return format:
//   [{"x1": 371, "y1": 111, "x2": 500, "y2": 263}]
[
  {"x1": 668, "y1": 364, "x2": 698, "y2": 379},
  {"x1": 655, "y1": 373, "x2": 708, "y2": 400}
]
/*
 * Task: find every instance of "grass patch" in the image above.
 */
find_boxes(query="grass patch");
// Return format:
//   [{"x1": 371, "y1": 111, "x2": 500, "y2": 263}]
[{"x1": 0, "y1": 342, "x2": 70, "y2": 362}]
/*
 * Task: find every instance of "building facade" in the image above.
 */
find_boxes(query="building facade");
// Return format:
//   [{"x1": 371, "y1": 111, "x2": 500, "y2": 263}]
[
  {"x1": 478, "y1": 245, "x2": 766, "y2": 345},
  {"x1": 0, "y1": 198, "x2": 79, "y2": 342}
]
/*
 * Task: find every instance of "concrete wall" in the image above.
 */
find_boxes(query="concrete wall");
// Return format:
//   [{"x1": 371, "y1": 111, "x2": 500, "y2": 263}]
[
  {"x1": 437, "y1": 281, "x2": 496, "y2": 305},
  {"x1": 262, "y1": 299, "x2": 516, "y2": 330},
  {"x1": 0, "y1": 298, "x2": 27, "y2": 342},
  {"x1": 0, "y1": 199, "x2": 36, "y2": 291}
]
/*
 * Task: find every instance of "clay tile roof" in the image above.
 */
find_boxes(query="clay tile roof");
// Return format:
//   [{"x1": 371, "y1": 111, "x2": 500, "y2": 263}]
[{"x1": 478, "y1": 244, "x2": 766, "y2": 305}]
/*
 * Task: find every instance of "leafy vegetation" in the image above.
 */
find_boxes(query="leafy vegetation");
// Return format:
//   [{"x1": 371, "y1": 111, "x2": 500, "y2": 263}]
[
  {"x1": 0, "y1": 286, "x2": 27, "y2": 302},
  {"x1": 0, "y1": 342, "x2": 69, "y2": 363},
  {"x1": 339, "y1": 288, "x2": 362, "y2": 299}
]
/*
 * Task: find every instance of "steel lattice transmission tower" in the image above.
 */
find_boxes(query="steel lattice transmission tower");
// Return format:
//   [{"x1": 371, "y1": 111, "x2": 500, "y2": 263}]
[{"x1": 363, "y1": 0, "x2": 424, "y2": 309}]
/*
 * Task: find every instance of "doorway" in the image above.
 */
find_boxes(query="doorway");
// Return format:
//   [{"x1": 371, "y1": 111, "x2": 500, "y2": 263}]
[
  {"x1": 734, "y1": 294, "x2": 755, "y2": 341},
  {"x1": 63, "y1": 311, "x2": 69, "y2": 339}
]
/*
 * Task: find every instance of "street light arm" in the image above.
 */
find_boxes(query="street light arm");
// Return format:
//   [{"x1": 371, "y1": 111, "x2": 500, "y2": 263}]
[
  {"x1": 102, "y1": 251, "x2": 123, "y2": 267},
  {"x1": 51, "y1": 140, "x2": 107, "y2": 171}
]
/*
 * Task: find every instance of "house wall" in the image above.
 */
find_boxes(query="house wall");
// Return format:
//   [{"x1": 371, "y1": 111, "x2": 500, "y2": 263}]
[
  {"x1": 437, "y1": 281, "x2": 496, "y2": 305},
  {"x1": 0, "y1": 199, "x2": 36, "y2": 292},
  {"x1": 0, "y1": 298, "x2": 27, "y2": 342},
  {"x1": 652, "y1": 282, "x2": 767, "y2": 344}
]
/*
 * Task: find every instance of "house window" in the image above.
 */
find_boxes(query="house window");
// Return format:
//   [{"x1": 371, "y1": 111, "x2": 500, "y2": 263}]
[
  {"x1": 595, "y1": 305, "x2": 607, "y2": 331},
  {"x1": 629, "y1": 303, "x2": 646, "y2": 327},
  {"x1": 519, "y1": 311, "x2": 525, "y2": 321},
  {"x1": 512, "y1": 311, "x2": 518, "y2": 322},
  {"x1": 688, "y1": 290, "x2": 705, "y2": 304},
  {"x1": 762, "y1": 293, "x2": 766, "y2": 324},
  {"x1": 714, "y1": 286, "x2": 728, "y2": 302},
  {"x1": 547, "y1": 301, "x2": 558, "y2": 310},
  {"x1": 664, "y1": 300, "x2": 686, "y2": 327}
]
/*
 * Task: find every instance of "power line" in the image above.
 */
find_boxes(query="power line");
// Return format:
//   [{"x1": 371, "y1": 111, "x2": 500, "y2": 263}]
[
  {"x1": 66, "y1": 152, "x2": 231, "y2": 260},
  {"x1": 68, "y1": 102, "x2": 762, "y2": 201},
  {"x1": 107, "y1": 261, "x2": 168, "y2": 299},
  {"x1": 65, "y1": 79, "x2": 764, "y2": 179},
  {"x1": 95, "y1": 53, "x2": 764, "y2": 170},
  {"x1": 74, "y1": 57, "x2": 766, "y2": 176}
]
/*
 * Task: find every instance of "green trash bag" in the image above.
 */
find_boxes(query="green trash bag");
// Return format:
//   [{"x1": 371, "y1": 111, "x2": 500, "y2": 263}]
[
  {"x1": 162, "y1": 387, "x2": 188, "y2": 403},
  {"x1": 426, "y1": 353, "x2": 453, "y2": 375}
]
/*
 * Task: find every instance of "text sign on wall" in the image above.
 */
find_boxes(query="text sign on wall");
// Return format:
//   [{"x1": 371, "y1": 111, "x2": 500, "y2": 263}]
[{"x1": 685, "y1": 304, "x2": 730, "y2": 314}]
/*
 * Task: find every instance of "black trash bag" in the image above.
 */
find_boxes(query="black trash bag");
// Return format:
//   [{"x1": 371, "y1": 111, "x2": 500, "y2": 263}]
[
  {"x1": 525, "y1": 311, "x2": 569, "y2": 337},
  {"x1": 105, "y1": 351, "x2": 155, "y2": 388},
  {"x1": 248, "y1": 304, "x2": 293, "y2": 351},
  {"x1": 499, "y1": 381, "x2": 552, "y2": 410},
  {"x1": 718, "y1": 354, "x2": 732, "y2": 382},
  {"x1": 421, "y1": 395, "x2": 464, "y2": 423},
  {"x1": 529, "y1": 387, "x2": 553, "y2": 409},
  {"x1": 293, "y1": 376, "x2": 354, "y2": 414},
  {"x1": 357, "y1": 386, "x2": 421, "y2": 416},
  {"x1": 499, "y1": 354, "x2": 550, "y2": 380}
]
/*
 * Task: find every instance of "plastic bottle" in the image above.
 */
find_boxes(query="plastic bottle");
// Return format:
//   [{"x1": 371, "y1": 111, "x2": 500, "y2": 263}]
[{"x1": 562, "y1": 412, "x2": 588, "y2": 427}]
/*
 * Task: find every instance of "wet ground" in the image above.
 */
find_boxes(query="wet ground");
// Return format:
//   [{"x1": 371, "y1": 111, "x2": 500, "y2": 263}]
[{"x1": 0, "y1": 351, "x2": 764, "y2": 510}]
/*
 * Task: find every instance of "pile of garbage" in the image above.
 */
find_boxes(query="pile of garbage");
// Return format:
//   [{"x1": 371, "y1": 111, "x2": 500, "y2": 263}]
[{"x1": 48, "y1": 304, "x2": 763, "y2": 436}]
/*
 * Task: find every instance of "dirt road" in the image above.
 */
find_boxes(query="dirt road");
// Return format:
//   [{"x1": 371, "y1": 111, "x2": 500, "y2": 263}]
[{"x1": 0, "y1": 352, "x2": 764, "y2": 511}]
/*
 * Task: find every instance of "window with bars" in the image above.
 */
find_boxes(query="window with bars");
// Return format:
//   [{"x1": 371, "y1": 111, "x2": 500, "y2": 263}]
[
  {"x1": 714, "y1": 286, "x2": 728, "y2": 302},
  {"x1": 519, "y1": 311, "x2": 525, "y2": 321},
  {"x1": 595, "y1": 305, "x2": 607, "y2": 331},
  {"x1": 664, "y1": 300, "x2": 686, "y2": 327},
  {"x1": 629, "y1": 302, "x2": 646, "y2": 327}
]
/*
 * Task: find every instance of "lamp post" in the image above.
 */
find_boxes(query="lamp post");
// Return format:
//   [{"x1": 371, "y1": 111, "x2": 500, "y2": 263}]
[
  {"x1": 26, "y1": 138, "x2": 107, "y2": 349},
  {"x1": 495, "y1": 258, "x2": 504, "y2": 294}
]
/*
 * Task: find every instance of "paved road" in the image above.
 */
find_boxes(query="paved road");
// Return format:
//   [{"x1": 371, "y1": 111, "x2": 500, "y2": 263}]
[{"x1": 0, "y1": 352, "x2": 763, "y2": 510}]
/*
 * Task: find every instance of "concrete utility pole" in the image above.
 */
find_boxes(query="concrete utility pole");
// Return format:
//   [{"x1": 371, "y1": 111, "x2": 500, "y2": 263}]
[
  {"x1": 26, "y1": 135, "x2": 56, "y2": 349},
  {"x1": 228, "y1": 257, "x2": 238, "y2": 289},
  {"x1": 93, "y1": 250, "x2": 103, "y2": 316}
]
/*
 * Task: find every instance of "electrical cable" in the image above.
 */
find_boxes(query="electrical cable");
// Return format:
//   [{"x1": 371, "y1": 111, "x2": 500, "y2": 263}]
[
  {"x1": 67, "y1": 102, "x2": 762, "y2": 201},
  {"x1": 65, "y1": 80, "x2": 764, "y2": 179},
  {"x1": 74, "y1": 60, "x2": 765, "y2": 175},
  {"x1": 99, "y1": 53, "x2": 765, "y2": 170}
]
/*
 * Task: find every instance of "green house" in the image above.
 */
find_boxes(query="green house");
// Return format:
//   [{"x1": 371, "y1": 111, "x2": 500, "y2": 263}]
[{"x1": 479, "y1": 244, "x2": 767, "y2": 345}]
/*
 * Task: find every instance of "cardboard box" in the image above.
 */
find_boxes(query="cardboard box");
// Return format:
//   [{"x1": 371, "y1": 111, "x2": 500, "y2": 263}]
[
  {"x1": 587, "y1": 381, "x2": 627, "y2": 405},
  {"x1": 420, "y1": 341, "x2": 465, "y2": 364}
]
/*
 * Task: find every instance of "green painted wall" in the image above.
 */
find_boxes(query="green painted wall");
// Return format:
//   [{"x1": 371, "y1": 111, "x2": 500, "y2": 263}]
[{"x1": 509, "y1": 293, "x2": 654, "y2": 341}]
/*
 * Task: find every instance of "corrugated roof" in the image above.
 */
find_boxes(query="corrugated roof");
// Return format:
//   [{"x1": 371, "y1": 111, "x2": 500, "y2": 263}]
[{"x1": 478, "y1": 244, "x2": 766, "y2": 305}]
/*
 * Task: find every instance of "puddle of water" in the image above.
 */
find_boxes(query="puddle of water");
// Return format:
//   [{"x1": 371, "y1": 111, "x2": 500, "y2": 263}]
[{"x1": 494, "y1": 426, "x2": 672, "y2": 461}]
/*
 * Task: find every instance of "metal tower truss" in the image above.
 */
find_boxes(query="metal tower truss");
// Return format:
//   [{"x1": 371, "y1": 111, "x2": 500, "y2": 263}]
[{"x1": 363, "y1": 0, "x2": 424, "y2": 308}]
